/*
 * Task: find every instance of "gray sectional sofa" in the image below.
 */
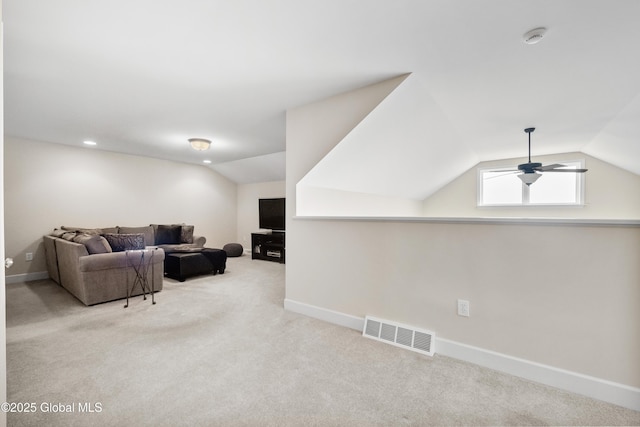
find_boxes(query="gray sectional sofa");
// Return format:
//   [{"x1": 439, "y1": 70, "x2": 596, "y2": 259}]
[{"x1": 44, "y1": 224, "x2": 206, "y2": 305}]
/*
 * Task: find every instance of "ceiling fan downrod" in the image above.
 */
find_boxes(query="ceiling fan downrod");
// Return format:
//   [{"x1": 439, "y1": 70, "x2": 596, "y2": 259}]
[{"x1": 524, "y1": 127, "x2": 535, "y2": 163}]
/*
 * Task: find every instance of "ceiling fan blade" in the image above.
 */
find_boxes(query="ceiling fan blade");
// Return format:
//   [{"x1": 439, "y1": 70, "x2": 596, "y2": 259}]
[
  {"x1": 542, "y1": 168, "x2": 588, "y2": 173},
  {"x1": 536, "y1": 163, "x2": 566, "y2": 171},
  {"x1": 488, "y1": 169, "x2": 519, "y2": 173},
  {"x1": 485, "y1": 171, "x2": 519, "y2": 179}
]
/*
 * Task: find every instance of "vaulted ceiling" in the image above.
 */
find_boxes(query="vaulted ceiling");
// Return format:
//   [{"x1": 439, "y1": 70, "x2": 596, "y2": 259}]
[{"x1": 4, "y1": 1, "x2": 640, "y2": 185}]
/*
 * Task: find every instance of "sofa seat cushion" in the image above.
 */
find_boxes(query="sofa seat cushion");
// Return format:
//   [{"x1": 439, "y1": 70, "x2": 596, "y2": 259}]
[
  {"x1": 79, "y1": 249, "x2": 165, "y2": 272},
  {"x1": 157, "y1": 244, "x2": 202, "y2": 254}
]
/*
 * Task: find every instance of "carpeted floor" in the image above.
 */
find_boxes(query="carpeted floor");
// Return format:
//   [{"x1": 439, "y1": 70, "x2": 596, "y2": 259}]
[{"x1": 6, "y1": 256, "x2": 640, "y2": 426}]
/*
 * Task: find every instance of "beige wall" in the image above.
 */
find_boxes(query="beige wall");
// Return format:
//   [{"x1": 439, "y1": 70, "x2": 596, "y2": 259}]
[
  {"x1": 4, "y1": 136, "x2": 238, "y2": 277},
  {"x1": 286, "y1": 79, "x2": 640, "y2": 388},
  {"x1": 423, "y1": 153, "x2": 640, "y2": 218},
  {"x1": 297, "y1": 186, "x2": 423, "y2": 217},
  {"x1": 236, "y1": 180, "x2": 285, "y2": 248}
]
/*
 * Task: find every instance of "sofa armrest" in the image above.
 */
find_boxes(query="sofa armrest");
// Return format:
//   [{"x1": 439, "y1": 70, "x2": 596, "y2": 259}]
[
  {"x1": 193, "y1": 235, "x2": 206, "y2": 247},
  {"x1": 43, "y1": 235, "x2": 61, "y2": 284},
  {"x1": 54, "y1": 238, "x2": 90, "y2": 302}
]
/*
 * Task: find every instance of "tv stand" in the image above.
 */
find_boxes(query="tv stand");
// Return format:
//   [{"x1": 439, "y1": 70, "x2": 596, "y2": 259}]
[{"x1": 251, "y1": 231, "x2": 285, "y2": 264}]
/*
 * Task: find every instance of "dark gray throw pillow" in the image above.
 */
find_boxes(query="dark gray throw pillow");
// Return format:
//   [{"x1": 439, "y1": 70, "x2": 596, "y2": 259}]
[
  {"x1": 156, "y1": 225, "x2": 182, "y2": 245},
  {"x1": 179, "y1": 224, "x2": 194, "y2": 244},
  {"x1": 103, "y1": 233, "x2": 145, "y2": 252},
  {"x1": 118, "y1": 226, "x2": 154, "y2": 247}
]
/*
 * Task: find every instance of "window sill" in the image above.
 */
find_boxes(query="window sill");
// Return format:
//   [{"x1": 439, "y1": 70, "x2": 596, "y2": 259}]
[
  {"x1": 477, "y1": 203, "x2": 584, "y2": 208},
  {"x1": 293, "y1": 216, "x2": 640, "y2": 227}
]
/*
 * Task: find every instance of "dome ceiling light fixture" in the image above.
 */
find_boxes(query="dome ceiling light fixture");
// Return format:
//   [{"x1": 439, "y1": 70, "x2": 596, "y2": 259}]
[
  {"x1": 523, "y1": 27, "x2": 547, "y2": 45},
  {"x1": 188, "y1": 138, "x2": 211, "y2": 151}
]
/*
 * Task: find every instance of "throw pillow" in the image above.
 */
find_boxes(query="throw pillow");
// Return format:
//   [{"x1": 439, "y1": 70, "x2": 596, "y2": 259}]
[
  {"x1": 155, "y1": 225, "x2": 181, "y2": 245},
  {"x1": 50, "y1": 229, "x2": 67, "y2": 238},
  {"x1": 73, "y1": 233, "x2": 112, "y2": 254},
  {"x1": 118, "y1": 226, "x2": 154, "y2": 247},
  {"x1": 61, "y1": 232, "x2": 77, "y2": 241},
  {"x1": 179, "y1": 225, "x2": 194, "y2": 244},
  {"x1": 103, "y1": 233, "x2": 145, "y2": 252}
]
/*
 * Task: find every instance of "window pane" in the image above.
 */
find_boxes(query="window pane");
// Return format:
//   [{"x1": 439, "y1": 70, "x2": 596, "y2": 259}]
[
  {"x1": 482, "y1": 171, "x2": 522, "y2": 205},
  {"x1": 529, "y1": 166, "x2": 578, "y2": 204}
]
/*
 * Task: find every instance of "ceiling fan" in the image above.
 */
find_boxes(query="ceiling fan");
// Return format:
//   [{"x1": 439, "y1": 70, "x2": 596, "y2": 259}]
[{"x1": 494, "y1": 127, "x2": 588, "y2": 186}]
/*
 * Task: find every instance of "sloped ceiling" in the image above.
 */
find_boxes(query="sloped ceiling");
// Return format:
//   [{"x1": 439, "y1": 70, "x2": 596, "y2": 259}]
[
  {"x1": 4, "y1": 1, "x2": 640, "y2": 184},
  {"x1": 299, "y1": 74, "x2": 480, "y2": 200}
]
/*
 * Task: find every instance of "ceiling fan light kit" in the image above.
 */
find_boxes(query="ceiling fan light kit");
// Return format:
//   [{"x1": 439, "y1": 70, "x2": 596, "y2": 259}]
[
  {"x1": 518, "y1": 171, "x2": 541, "y2": 186},
  {"x1": 188, "y1": 138, "x2": 211, "y2": 151}
]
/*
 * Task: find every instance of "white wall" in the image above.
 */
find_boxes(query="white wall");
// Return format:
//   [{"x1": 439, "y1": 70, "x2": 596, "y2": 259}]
[
  {"x1": 422, "y1": 153, "x2": 640, "y2": 218},
  {"x1": 236, "y1": 180, "x2": 285, "y2": 248},
  {"x1": 4, "y1": 136, "x2": 238, "y2": 277},
  {"x1": 286, "y1": 79, "x2": 640, "y2": 391}
]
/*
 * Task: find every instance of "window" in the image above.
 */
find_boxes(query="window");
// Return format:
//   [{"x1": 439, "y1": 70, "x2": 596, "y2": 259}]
[{"x1": 478, "y1": 160, "x2": 585, "y2": 206}]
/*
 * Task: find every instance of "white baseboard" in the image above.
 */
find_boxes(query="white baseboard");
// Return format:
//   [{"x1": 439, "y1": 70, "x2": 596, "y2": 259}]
[
  {"x1": 283, "y1": 298, "x2": 640, "y2": 412},
  {"x1": 284, "y1": 299, "x2": 365, "y2": 330},
  {"x1": 5, "y1": 271, "x2": 50, "y2": 284}
]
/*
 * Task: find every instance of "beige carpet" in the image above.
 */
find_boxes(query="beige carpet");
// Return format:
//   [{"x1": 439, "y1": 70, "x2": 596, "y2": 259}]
[{"x1": 6, "y1": 256, "x2": 640, "y2": 426}]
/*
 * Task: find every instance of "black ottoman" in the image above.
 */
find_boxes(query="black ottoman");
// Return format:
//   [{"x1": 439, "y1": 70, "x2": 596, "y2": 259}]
[
  {"x1": 201, "y1": 248, "x2": 227, "y2": 274},
  {"x1": 164, "y1": 249, "x2": 227, "y2": 282}
]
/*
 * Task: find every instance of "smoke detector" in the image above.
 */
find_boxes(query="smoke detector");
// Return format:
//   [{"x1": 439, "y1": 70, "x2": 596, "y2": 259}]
[{"x1": 523, "y1": 27, "x2": 547, "y2": 44}]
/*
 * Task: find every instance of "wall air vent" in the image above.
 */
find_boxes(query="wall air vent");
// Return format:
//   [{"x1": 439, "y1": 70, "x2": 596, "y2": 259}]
[{"x1": 362, "y1": 316, "x2": 435, "y2": 357}]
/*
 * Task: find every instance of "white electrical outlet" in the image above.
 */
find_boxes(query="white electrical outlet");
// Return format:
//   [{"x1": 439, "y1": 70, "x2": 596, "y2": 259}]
[
  {"x1": 457, "y1": 299, "x2": 470, "y2": 317},
  {"x1": 25, "y1": 252, "x2": 33, "y2": 261}
]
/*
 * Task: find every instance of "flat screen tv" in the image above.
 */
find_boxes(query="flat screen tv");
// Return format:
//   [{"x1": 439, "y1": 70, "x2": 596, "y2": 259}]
[{"x1": 259, "y1": 198, "x2": 285, "y2": 231}]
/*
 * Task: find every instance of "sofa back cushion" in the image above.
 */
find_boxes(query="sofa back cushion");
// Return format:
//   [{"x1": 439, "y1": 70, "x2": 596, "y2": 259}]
[
  {"x1": 61, "y1": 226, "x2": 118, "y2": 235},
  {"x1": 103, "y1": 233, "x2": 145, "y2": 252},
  {"x1": 118, "y1": 226, "x2": 154, "y2": 247}
]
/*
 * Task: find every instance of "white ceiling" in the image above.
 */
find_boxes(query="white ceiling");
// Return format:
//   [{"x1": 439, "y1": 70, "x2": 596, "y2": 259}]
[{"x1": 4, "y1": 1, "x2": 640, "y2": 185}]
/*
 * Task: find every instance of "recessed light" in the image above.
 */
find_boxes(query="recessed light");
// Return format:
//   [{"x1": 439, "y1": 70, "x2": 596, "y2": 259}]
[
  {"x1": 203, "y1": 160, "x2": 211, "y2": 164},
  {"x1": 83, "y1": 140, "x2": 97, "y2": 146}
]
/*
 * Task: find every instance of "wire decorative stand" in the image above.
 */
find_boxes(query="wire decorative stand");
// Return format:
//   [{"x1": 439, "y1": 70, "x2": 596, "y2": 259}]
[{"x1": 124, "y1": 248, "x2": 158, "y2": 308}]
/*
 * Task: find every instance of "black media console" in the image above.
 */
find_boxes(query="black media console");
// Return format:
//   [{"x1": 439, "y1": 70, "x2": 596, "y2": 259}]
[{"x1": 251, "y1": 231, "x2": 285, "y2": 264}]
